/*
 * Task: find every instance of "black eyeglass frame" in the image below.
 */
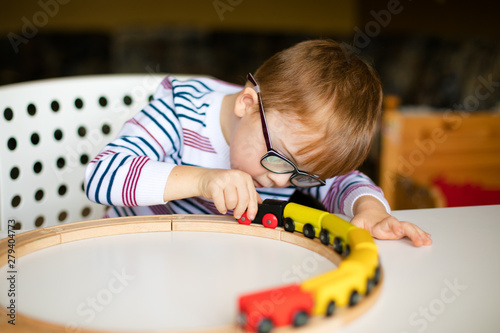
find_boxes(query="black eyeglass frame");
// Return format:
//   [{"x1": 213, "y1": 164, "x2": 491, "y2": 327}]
[{"x1": 247, "y1": 73, "x2": 326, "y2": 188}]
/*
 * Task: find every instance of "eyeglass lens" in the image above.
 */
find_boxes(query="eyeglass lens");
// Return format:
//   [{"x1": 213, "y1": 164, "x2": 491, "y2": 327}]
[
  {"x1": 262, "y1": 155, "x2": 322, "y2": 187},
  {"x1": 291, "y1": 174, "x2": 322, "y2": 186},
  {"x1": 261, "y1": 155, "x2": 295, "y2": 173}
]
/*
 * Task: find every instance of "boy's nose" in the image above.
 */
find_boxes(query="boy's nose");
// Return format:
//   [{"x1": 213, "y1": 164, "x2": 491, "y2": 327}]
[{"x1": 268, "y1": 172, "x2": 292, "y2": 188}]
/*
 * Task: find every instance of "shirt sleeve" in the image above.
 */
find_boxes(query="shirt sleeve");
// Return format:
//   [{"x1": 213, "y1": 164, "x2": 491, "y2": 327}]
[
  {"x1": 305, "y1": 170, "x2": 391, "y2": 217},
  {"x1": 85, "y1": 78, "x2": 182, "y2": 207}
]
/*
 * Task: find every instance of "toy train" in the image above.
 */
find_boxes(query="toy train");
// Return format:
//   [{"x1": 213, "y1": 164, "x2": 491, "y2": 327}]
[{"x1": 236, "y1": 199, "x2": 381, "y2": 333}]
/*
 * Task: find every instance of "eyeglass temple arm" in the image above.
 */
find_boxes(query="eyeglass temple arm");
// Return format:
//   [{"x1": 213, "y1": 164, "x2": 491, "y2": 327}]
[{"x1": 247, "y1": 73, "x2": 272, "y2": 151}]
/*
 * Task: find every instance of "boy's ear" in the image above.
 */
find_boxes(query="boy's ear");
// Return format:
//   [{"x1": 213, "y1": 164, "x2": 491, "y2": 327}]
[{"x1": 234, "y1": 87, "x2": 259, "y2": 118}]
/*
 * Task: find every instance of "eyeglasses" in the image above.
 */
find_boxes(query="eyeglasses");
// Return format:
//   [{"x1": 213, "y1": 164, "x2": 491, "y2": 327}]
[{"x1": 247, "y1": 73, "x2": 326, "y2": 188}]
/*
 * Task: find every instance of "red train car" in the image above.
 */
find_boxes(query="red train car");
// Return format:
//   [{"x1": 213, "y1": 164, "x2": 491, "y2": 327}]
[{"x1": 238, "y1": 284, "x2": 314, "y2": 333}]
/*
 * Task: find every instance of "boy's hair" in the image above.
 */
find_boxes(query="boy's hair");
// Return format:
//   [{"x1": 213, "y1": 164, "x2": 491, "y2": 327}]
[{"x1": 253, "y1": 39, "x2": 382, "y2": 179}]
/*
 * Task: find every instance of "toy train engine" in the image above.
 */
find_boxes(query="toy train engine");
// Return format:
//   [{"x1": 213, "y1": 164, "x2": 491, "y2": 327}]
[{"x1": 237, "y1": 199, "x2": 288, "y2": 229}]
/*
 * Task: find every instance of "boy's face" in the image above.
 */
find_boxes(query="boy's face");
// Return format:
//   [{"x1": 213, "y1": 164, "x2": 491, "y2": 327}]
[{"x1": 229, "y1": 110, "x2": 314, "y2": 188}]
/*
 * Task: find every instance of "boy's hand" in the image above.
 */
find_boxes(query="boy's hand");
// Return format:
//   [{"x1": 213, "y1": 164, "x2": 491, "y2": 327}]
[
  {"x1": 198, "y1": 169, "x2": 262, "y2": 220},
  {"x1": 350, "y1": 196, "x2": 432, "y2": 247}
]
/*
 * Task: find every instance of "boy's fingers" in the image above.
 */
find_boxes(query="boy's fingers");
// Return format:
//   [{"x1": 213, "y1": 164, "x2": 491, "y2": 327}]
[
  {"x1": 370, "y1": 217, "x2": 404, "y2": 240},
  {"x1": 406, "y1": 230, "x2": 423, "y2": 247},
  {"x1": 379, "y1": 216, "x2": 401, "y2": 236},
  {"x1": 224, "y1": 186, "x2": 238, "y2": 211},
  {"x1": 390, "y1": 219, "x2": 404, "y2": 236},
  {"x1": 256, "y1": 192, "x2": 263, "y2": 204},
  {"x1": 385, "y1": 220, "x2": 420, "y2": 245},
  {"x1": 359, "y1": 213, "x2": 432, "y2": 247},
  {"x1": 371, "y1": 222, "x2": 395, "y2": 239},
  {"x1": 211, "y1": 192, "x2": 227, "y2": 215},
  {"x1": 233, "y1": 187, "x2": 250, "y2": 220},
  {"x1": 246, "y1": 191, "x2": 260, "y2": 221},
  {"x1": 424, "y1": 232, "x2": 433, "y2": 244},
  {"x1": 400, "y1": 222, "x2": 431, "y2": 247}
]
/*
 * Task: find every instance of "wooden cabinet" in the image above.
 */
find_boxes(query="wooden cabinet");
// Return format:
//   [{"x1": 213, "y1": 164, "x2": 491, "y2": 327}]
[{"x1": 379, "y1": 97, "x2": 500, "y2": 209}]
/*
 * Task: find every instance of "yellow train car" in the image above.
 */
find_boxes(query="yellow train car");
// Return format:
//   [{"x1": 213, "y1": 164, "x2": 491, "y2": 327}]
[
  {"x1": 346, "y1": 228, "x2": 381, "y2": 290},
  {"x1": 341, "y1": 248, "x2": 380, "y2": 294},
  {"x1": 319, "y1": 213, "x2": 357, "y2": 256},
  {"x1": 301, "y1": 261, "x2": 367, "y2": 316},
  {"x1": 282, "y1": 202, "x2": 329, "y2": 239},
  {"x1": 347, "y1": 228, "x2": 377, "y2": 251}
]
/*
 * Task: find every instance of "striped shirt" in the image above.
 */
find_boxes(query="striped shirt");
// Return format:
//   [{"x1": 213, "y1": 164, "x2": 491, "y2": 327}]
[{"x1": 85, "y1": 76, "x2": 390, "y2": 219}]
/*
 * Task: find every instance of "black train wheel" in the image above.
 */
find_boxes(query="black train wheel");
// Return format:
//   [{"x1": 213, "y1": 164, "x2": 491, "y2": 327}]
[
  {"x1": 284, "y1": 217, "x2": 295, "y2": 232},
  {"x1": 292, "y1": 310, "x2": 309, "y2": 327},
  {"x1": 349, "y1": 290, "x2": 360, "y2": 307},
  {"x1": 257, "y1": 318, "x2": 273, "y2": 333},
  {"x1": 303, "y1": 224, "x2": 315, "y2": 239},
  {"x1": 319, "y1": 229, "x2": 330, "y2": 245},
  {"x1": 374, "y1": 265, "x2": 381, "y2": 285},
  {"x1": 333, "y1": 237, "x2": 343, "y2": 254},
  {"x1": 326, "y1": 300, "x2": 336, "y2": 317},
  {"x1": 343, "y1": 244, "x2": 351, "y2": 257},
  {"x1": 366, "y1": 278, "x2": 375, "y2": 295}
]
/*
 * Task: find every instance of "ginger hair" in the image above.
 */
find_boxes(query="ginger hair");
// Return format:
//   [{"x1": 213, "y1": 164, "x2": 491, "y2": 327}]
[{"x1": 252, "y1": 39, "x2": 382, "y2": 179}]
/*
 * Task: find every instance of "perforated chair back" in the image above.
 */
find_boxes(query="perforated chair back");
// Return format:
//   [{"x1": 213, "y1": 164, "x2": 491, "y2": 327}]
[{"x1": 0, "y1": 74, "x2": 191, "y2": 231}]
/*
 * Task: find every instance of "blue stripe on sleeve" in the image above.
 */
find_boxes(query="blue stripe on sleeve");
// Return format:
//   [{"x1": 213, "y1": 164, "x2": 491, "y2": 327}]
[
  {"x1": 336, "y1": 180, "x2": 364, "y2": 210},
  {"x1": 135, "y1": 136, "x2": 160, "y2": 160},
  {"x1": 173, "y1": 83, "x2": 202, "y2": 93},
  {"x1": 140, "y1": 108, "x2": 180, "y2": 156},
  {"x1": 256, "y1": 189, "x2": 294, "y2": 199},
  {"x1": 125, "y1": 207, "x2": 138, "y2": 216},
  {"x1": 112, "y1": 206, "x2": 122, "y2": 217},
  {"x1": 122, "y1": 137, "x2": 147, "y2": 156},
  {"x1": 107, "y1": 155, "x2": 131, "y2": 205},
  {"x1": 187, "y1": 79, "x2": 214, "y2": 91},
  {"x1": 175, "y1": 95, "x2": 209, "y2": 111},
  {"x1": 158, "y1": 99, "x2": 179, "y2": 120},
  {"x1": 175, "y1": 103, "x2": 207, "y2": 116},
  {"x1": 150, "y1": 103, "x2": 184, "y2": 161},
  {"x1": 94, "y1": 154, "x2": 120, "y2": 205},
  {"x1": 175, "y1": 91, "x2": 210, "y2": 99},
  {"x1": 169, "y1": 199, "x2": 212, "y2": 215},
  {"x1": 178, "y1": 114, "x2": 206, "y2": 126},
  {"x1": 107, "y1": 143, "x2": 140, "y2": 156},
  {"x1": 86, "y1": 160, "x2": 102, "y2": 200}
]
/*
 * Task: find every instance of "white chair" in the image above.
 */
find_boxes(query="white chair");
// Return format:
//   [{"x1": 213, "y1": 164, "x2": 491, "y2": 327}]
[{"x1": 0, "y1": 74, "x2": 192, "y2": 231}]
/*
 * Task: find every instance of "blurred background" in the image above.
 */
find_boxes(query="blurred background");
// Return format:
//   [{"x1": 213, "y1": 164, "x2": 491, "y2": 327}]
[{"x1": 1, "y1": 0, "x2": 499, "y2": 210}]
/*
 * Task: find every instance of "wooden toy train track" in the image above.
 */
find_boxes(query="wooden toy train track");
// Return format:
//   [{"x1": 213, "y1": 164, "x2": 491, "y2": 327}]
[{"x1": 0, "y1": 201, "x2": 383, "y2": 333}]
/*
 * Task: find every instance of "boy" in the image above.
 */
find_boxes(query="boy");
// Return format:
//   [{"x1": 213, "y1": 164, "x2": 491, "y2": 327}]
[{"x1": 85, "y1": 40, "x2": 431, "y2": 247}]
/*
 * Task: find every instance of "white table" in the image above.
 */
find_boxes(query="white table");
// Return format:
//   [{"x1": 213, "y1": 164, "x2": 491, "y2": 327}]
[
  {"x1": 345, "y1": 205, "x2": 500, "y2": 333},
  {"x1": 1, "y1": 205, "x2": 499, "y2": 333}
]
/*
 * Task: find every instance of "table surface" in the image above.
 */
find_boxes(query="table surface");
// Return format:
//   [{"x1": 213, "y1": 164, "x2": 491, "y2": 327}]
[{"x1": 1, "y1": 205, "x2": 499, "y2": 333}]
